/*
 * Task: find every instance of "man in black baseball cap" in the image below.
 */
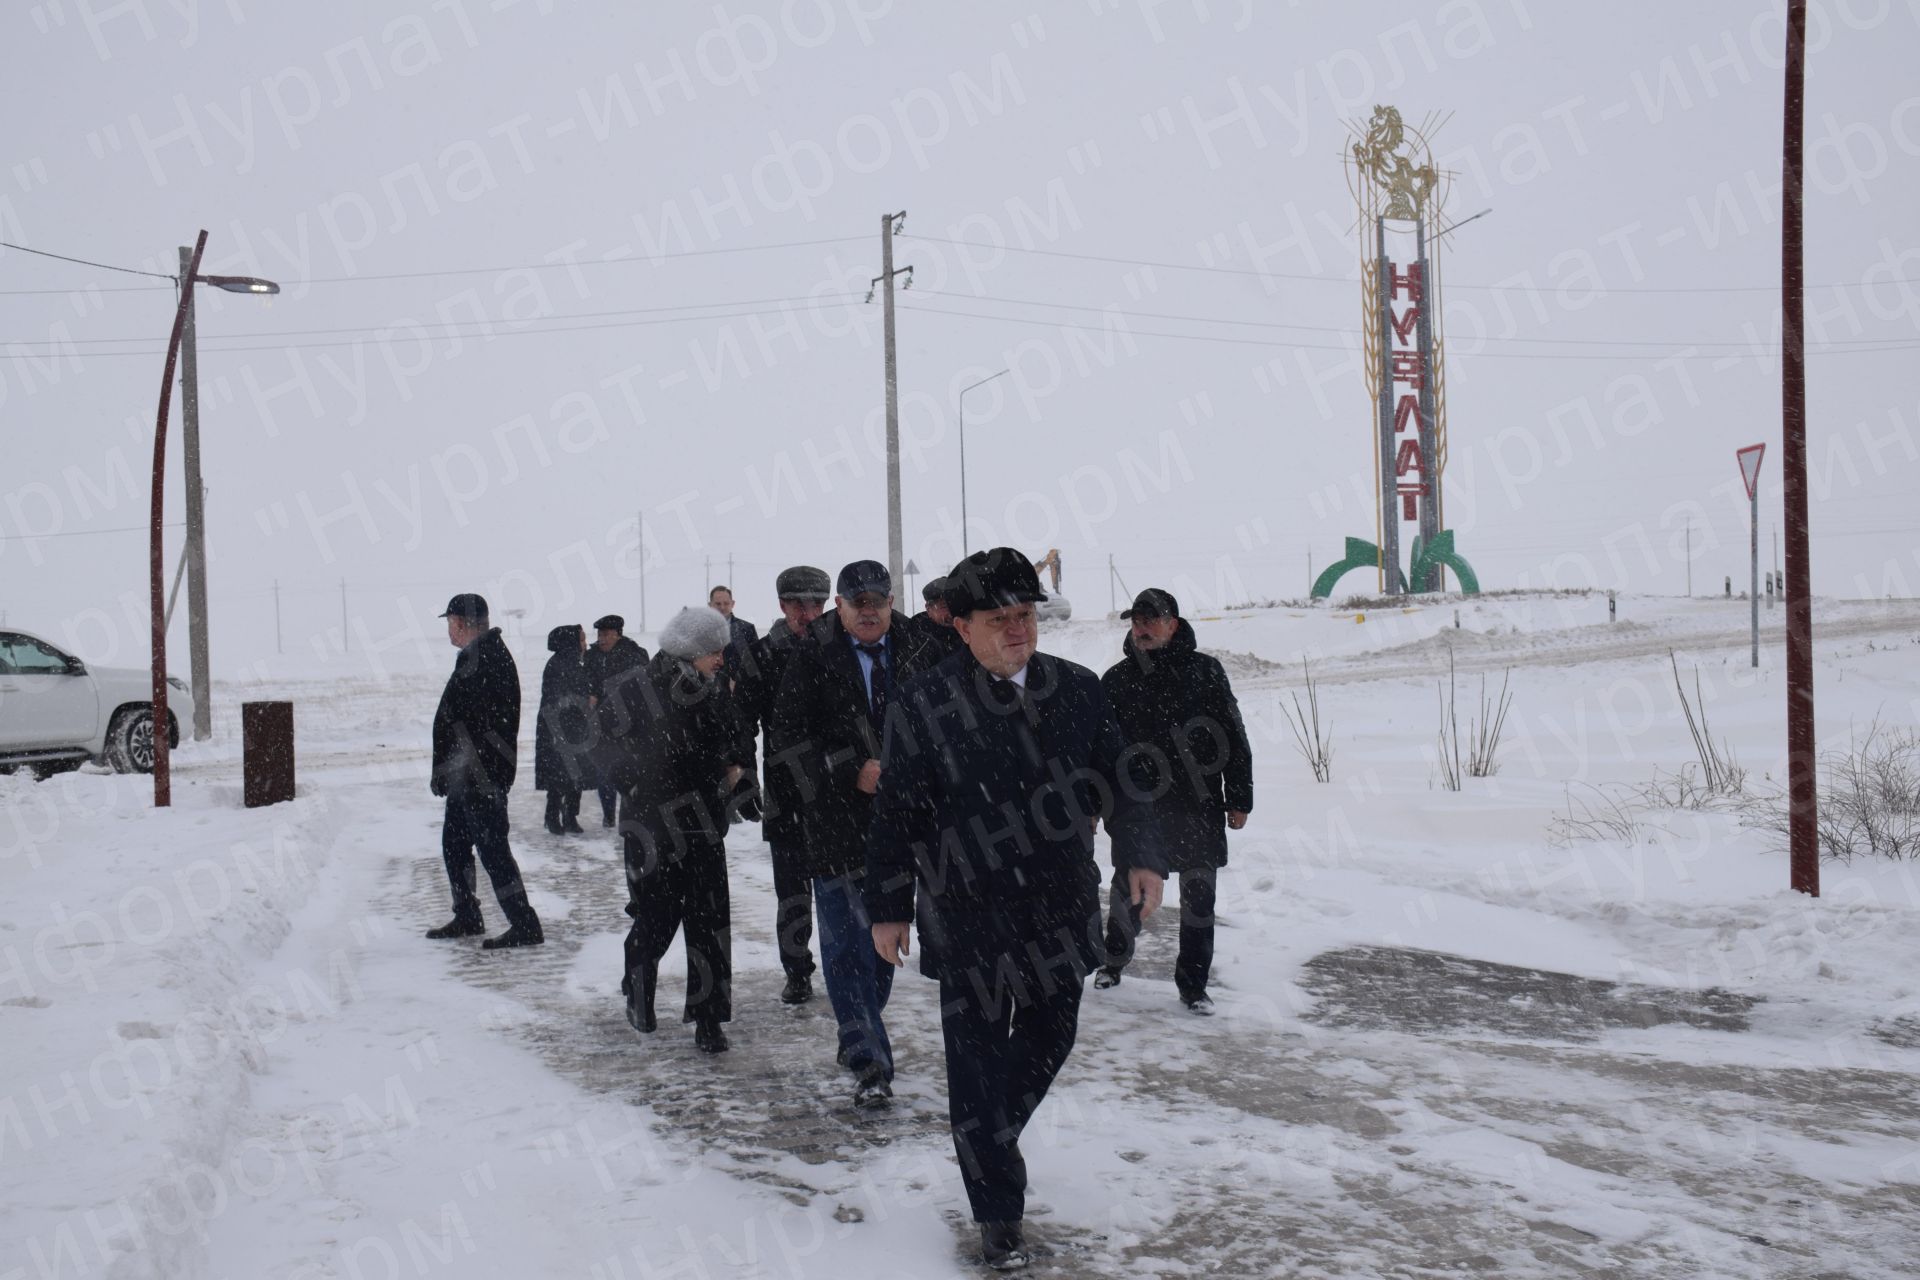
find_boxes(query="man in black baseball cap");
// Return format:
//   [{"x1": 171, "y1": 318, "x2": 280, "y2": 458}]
[
  {"x1": 428, "y1": 593, "x2": 544, "y2": 950},
  {"x1": 864, "y1": 546, "x2": 1165, "y2": 1267},
  {"x1": 1096, "y1": 587, "x2": 1252, "y2": 1015},
  {"x1": 734, "y1": 565, "x2": 833, "y2": 1006}
]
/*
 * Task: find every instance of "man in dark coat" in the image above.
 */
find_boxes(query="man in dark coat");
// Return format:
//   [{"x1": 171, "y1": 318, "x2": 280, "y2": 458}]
[
  {"x1": 773, "y1": 560, "x2": 940, "y2": 1109},
  {"x1": 585, "y1": 614, "x2": 649, "y2": 827},
  {"x1": 428, "y1": 593, "x2": 543, "y2": 950},
  {"x1": 709, "y1": 585, "x2": 760, "y2": 673},
  {"x1": 865, "y1": 549, "x2": 1166, "y2": 1270},
  {"x1": 535, "y1": 624, "x2": 594, "y2": 834},
  {"x1": 1096, "y1": 589, "x2": 1253, "y2": 1014},
  {"x1": 908, "y1": 575, "x2": 965, "y2": 659},
  {"x1": 600, "y1": 606, "x2": 744, "y2": 1054},
  {"x1": 733, "y1": 565, "x2": 831, "y2": 1005}
]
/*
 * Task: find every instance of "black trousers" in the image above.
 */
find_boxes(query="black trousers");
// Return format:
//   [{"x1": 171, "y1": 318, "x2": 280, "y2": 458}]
[
  {"x1": 598, "y1": 783, "x2": 618, "y2": 824},
  {"x1": 441, "y1": 791, "x2": 539, "y2": 931},
  {"x1": 1104, "y1": 866, "x2": 1217, "y2": 999},
  {"x1": 938, "y1": 969, "x2": 1083, "y2": 1223},
  {"x1": 768, "y1": 836, "x2": 815, "y2": 981},
  {"x1": 543, "y1": 789, "x2": 581, "y2": 827},
  {"x1": 623, "y1": 832, "x2": 732, "y2": 1027}
]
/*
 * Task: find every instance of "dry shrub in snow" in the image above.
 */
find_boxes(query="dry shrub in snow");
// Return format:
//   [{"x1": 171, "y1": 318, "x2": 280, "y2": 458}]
[{"x1": 1749, "y1": 720, "x2": 1920, "y2": 863}]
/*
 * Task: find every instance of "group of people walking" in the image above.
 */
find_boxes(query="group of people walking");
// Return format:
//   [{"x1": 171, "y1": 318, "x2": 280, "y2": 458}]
[{"x1": 424, "y1": 548, "x2": 1254, "y2": 1271}]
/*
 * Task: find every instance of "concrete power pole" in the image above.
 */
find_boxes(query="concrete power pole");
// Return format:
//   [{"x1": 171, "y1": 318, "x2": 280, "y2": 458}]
[
  {"x1": 179, "y1": 246, "x2": 212, "y2": 740},
  {"x1": 872, "y1": 211, "x2": 911, "y2": 590},
  {"x1": 273, "y1": 579, "x2": 282, "y2": 654}
]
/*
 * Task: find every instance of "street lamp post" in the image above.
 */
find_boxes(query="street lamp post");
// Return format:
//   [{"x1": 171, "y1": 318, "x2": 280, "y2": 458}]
[
  {"x1": 150, "y1": 229, "x2": 280, "y2": 806},
  {"x1": 958, "y1": 369, "x2": 1009, "y2": 557}
]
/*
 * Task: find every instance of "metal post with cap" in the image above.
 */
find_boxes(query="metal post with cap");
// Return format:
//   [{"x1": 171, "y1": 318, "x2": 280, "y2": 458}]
[{"x1": 1737, "y1": 443, "x2": 1765, "y2": 669}]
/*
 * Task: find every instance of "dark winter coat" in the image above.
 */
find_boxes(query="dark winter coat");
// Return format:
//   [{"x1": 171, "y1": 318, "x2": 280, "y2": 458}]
[
  {"x1": 598, "y1": 652, "x2": 740, "y2": 873},
  {"x1": 770, "y1": 610, "x2": 941, "y2": 880},
  {"x1": 430, "y1": 628, "x2": 519, "y2": 799},
  {"x1": 1101, "y1": 620, "x2": 1254, "y2": 873},
  {"x1": 863, "y1": 649, "x2": 1167, "y2": 986},
  {"x1": 585, "y1": 635, "x2": 649, "y2": 702},
  {"x1": 721, "y1": 614, "x2": 760, "y2": 676},
  {"x1": 534, "y1": 630, "x2": 594, "y2": 793},
  {"x1": 908, "y1": 611, "x2": 966, "y2": 660},
  {"x1": 733, "y1": 620, "x2": 812, "y2": 845}
]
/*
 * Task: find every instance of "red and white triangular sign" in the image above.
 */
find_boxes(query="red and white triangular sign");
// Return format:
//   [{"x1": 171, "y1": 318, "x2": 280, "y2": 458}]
[{"x1": 1736, "y1": 443, "x2": 1766, "y2": 499}]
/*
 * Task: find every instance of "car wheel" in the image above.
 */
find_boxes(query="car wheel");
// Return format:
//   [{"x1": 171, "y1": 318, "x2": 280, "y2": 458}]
[{"x1": 107, "y1": 708, "x2": 158, "y2": 773}]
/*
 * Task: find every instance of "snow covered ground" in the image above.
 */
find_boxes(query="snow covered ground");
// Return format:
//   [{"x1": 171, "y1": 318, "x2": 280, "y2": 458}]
[{"x1": 6, "y1": 591, "x2": 1920, "y2": 1279}]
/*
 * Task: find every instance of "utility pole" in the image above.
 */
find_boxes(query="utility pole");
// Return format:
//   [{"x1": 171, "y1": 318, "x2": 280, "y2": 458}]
[
  {"x1": 871, "y1": 211, "x2": 911, "y2": 590},
  {"x1": 637, "y1": 510, "x2": 647, "y2": 633},
  {"x1": 1782, "y1": 0, "x2": 1818, "y2": 897},
  {"x1": 178, "y1": 246, "x2": 212, "y2": 741},
  {"x1": 726, "y1": 552, "x2": 733, "y2": 588},
  {"x1": 1685, "y1": 518, "x2": 1692, "y2": 596},
  {"x1": 273, "y1": 580, "x2": 282, "y2": 654},
  {"x1": 339, "y1": 579, "x2": 348, "y2": 651},
  {"x1": 1108, "y1": 554, "x2": 1116, "y2": 614},
  {"x1": 704, "y1": 554, "x2": 711, "y2": 590}
]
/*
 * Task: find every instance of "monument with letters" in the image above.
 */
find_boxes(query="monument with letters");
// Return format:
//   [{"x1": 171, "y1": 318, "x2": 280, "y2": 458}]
[{"x1": 1312, "y1": 105, "x2": 1480, "y2": 599}]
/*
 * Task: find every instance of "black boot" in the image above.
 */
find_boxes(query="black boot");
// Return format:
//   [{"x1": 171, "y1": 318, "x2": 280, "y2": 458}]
[
  {"x1": 980, "y1": 1221, "x2": 1029, "y2": 1271},
  {"x1": 544, "y1": 792, "x2": 564, "y2": 835},
  {"x1": 426, "y1": 917, "x2": 484, "y2": 940},
  {"x1": 779, "y1": 972, "x2": 812, "y2": 1005},
  {"x1": 694, "y1": 1021, "x2": 729, "y2": 1054},
  {"x1": 625, "y1": 988, "x2": 656, "y2": 1034},
  {"x1": 561, "y1": 793, "x2": 584, "y2": 834},
  {"x1": 482, "y1": 910, "x2": 544, "y2": 949}
]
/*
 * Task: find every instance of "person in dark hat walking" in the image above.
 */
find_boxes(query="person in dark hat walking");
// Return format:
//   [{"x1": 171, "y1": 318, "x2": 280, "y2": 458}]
[
  {"x1": 427, "y1": 593, "x2": 544, "y2": 949},
  {"x1": 1094, "y1": 589, "x2": 1253, "y2": 1014},
  {"x1": 535, "y1": 624, "x2": 594, "y2": 835},
  {"x1": 585, "y1": 614, "x2": 649, "y2": 827},
  {"x1": 773, "y1": 559, "x2": 939, "y2": 1108},
  {"x1": 601, "y1": 605, "x2": 744, "y2": 1053},
  {"x1": 733, "y1": 565, "x2": 832, "y2": 1005},
  {"x1": 865, "y1": 548, "x2": 1166, "y2": 1270},
  {"x1": 908, "y1": 575, "x2": 965, "y2": 659}
]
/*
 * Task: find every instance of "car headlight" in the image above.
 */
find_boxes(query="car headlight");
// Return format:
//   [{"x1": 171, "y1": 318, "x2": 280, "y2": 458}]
[{"x1": 167, "y1": 676, "x2": 189, "y2": 692}]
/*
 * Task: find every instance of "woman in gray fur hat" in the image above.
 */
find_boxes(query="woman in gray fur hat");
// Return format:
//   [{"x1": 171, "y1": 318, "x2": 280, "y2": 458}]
[{"x1": 596, "y1": 606, "x2": 748, "y2": 1053}]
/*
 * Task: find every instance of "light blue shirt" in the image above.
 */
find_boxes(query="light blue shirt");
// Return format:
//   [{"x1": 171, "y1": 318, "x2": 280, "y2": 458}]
[{"x1": 848, "y1": 631, "x2": 889, "y2": 708}]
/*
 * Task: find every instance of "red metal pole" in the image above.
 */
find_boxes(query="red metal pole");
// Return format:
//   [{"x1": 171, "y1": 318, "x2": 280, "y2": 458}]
[
  {"x1": 151, "y1": 229, "x2": 207, "y2": 808},
  {"x1": 1781, "y1": 4, "x2": 1818, "y2": 896}
]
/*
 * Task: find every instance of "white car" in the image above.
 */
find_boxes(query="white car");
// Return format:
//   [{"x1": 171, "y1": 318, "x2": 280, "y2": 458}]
[{"x1": 0, "y1": 629, "x2": 183, "y2": 777}]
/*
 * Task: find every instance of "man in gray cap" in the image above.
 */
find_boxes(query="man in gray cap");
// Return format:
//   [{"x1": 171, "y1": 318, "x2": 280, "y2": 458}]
[
  {"x1": 733, "y1": 565, "x2": 832, "y2": 1005},
  {"x1": 428, "y1": 593, "x2": 544, "y2": 949},
  {"x1": 909, "y1": 575, "x2": 965, "y2": 660},
  {"x1": 774, "y1": 559, "x2": 939, "y2": 1107}
]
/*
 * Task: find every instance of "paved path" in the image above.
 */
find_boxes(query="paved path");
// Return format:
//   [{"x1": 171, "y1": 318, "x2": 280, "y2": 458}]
[{"x1": 386, "y1": 806, "x2": 1920, "y2": 1278}]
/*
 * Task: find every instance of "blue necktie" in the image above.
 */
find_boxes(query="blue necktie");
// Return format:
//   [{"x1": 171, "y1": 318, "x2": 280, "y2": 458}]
[{"x1": 857, "y1": 641, "x2": 888, "y2": 735}]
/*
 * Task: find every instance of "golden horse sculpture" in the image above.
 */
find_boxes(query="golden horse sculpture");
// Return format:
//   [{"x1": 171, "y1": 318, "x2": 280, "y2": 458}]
[{"x1": 1352, "y1": 105, "x2": 1437, "y2": 222}]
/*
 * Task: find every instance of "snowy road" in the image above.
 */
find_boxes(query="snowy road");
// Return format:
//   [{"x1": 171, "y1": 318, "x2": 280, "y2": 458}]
[{"x1": 379, "y1": 790, "x2": 1920, "y2": 1278}]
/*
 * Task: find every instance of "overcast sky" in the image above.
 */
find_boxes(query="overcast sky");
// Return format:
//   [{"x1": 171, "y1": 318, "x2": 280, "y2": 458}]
[{"x1": 4, "y1": 1, "x2": 1917, "y2": 671}]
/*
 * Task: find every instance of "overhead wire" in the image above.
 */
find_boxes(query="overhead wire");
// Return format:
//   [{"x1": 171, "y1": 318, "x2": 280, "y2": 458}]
[
  {"x1": 0, "y1": 239, "x2": 177, "y2": 282},
  {"x1": 898, "y1": 232, "x2": 1920, "y2": 295}
]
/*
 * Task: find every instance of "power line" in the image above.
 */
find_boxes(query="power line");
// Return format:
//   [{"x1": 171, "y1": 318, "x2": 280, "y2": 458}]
[
  {"x1": 2, "y1": 291, "x2": 865, "y2": 347},
  {"x1": 913, "y1": 287, "x2": 1918, "y2": 352},
  {"x1": 293, "y1": 234, "x2": 868, "y2": 283},
  {"x1": 0, "y1": 239, "x2": 176, "y2": 282},
  {"x1": 0, "y1": 521, "x2": 183, "y2": 542},
  {"x1": 900, "y1": 232, "x2": 1920, "y2": 295},
  {"x1": 0, "y1": 300, "x2": 857, "y2": 360},
  {"x1": 899, "y1": 300, "x2": 1920, "y2": 360}
]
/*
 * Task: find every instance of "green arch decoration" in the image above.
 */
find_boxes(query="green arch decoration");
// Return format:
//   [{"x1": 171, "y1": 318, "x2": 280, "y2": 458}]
[
  {"x1": 1409, "y1": 529, "x2": 1480, "y2": 595},
  {"x1": 1311, "y1": 536, "x2": 1403, "y2": 600},
  {"x1": 1310, "y1": 532, "x2": 1480, "y2": 600}
]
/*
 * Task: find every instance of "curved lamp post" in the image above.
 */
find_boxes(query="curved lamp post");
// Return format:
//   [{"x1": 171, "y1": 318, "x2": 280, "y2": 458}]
[
  {"x1": 149, "y1": 229, "x2": 279, "y2": 807},
  {"x1": 958, "y1": 368, "x2": 1009, "y2": 557}
]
